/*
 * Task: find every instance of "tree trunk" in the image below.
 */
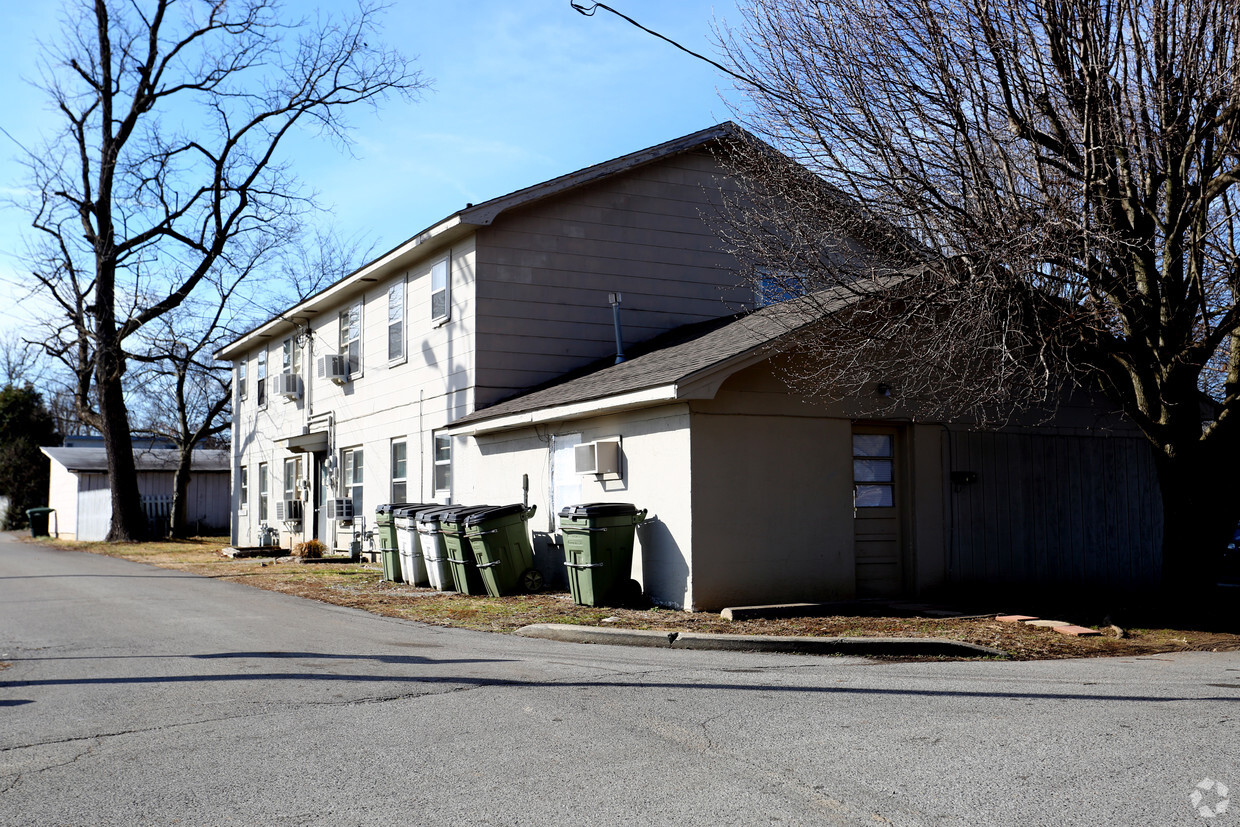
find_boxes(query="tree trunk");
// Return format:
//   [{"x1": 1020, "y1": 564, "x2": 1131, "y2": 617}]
[
  {"x1": 170, "y1": 446, "x2": 192, "y2": 539},
  {"x1": 98, "y1": 346, "x2": 147, "y2": 542}
]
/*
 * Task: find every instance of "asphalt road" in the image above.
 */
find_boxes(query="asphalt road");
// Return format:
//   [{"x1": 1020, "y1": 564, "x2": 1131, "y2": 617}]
[{"x1": 2, "y1": 537, "x2": 1238, "y2": 826}]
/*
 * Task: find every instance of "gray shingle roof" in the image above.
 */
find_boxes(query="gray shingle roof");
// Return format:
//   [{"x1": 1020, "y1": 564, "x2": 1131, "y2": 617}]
[{"x1": 453, "y1": 279, "x2": 900, "y2": 427}]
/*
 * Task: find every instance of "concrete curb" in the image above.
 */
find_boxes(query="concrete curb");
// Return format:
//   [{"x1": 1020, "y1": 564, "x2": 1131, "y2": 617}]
[{"x1": 515, "y1": 624, "x2": 1007, "y2": 658}]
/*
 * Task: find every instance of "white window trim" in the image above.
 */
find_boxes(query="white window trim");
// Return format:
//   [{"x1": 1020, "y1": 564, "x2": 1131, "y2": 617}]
[
  {"x1": 282, "y1": 336, "x2": 302, "y2": 375},
  {"x1": 238, "y1": 465, "x2": 249, "y2": 515},
  {"x1": 258, "y1": 462, "x2": 269, "y2": 523},
  {"x1": 433, "y1": 434, "x2": 451, "y2": 494},
  {"x1": 256, "y1": 348, "x2": 268, "y2": 410},
  {"x1": 283, "y1": 456, "x2": 303, "y2": 502},
  {"x1": 339, "y1": 301, "x2": 363, "y2": 379},
  {"x1": 391, "y1": 438, "x2": 408, "y2": 502},
  {"x1": 430, "y1": 254, "x2": 451, "y2": 326},
  {"x1": 342, "y1": 446, "x2": 364, "y2": 515},
  {"x1": 387, "y1": 278, "x2": 407, "y2": 365}
]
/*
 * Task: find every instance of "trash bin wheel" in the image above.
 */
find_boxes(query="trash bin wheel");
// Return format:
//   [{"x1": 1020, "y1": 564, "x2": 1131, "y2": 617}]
[{"x1": 520, "y1": 568, "x2": 545, "y2": 593}]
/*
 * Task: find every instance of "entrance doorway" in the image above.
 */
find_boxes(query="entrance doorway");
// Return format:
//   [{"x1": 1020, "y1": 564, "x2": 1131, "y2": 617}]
[{"x1": 852, "y1": 427, "x2": 905, "y2": 597}]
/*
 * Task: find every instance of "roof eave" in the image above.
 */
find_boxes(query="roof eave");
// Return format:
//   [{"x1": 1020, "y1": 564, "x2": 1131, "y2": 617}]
[
  {"x1": 215, "y1": 216, "x2": 474, "y2": 361},
  {"x1": 443, "y1": 385, "x2": 683, "y2": 436}
]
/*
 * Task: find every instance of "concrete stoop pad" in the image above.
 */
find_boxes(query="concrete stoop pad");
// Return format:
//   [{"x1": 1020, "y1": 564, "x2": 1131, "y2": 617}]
[{"x1": 516, "y1": 624, "x2": 1006, "y2": 658}]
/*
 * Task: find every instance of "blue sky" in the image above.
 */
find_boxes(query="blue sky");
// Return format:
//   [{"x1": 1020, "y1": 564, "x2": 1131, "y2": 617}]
[{"x1": 0, "y1": 1, "x2": 745, "y2": 334}]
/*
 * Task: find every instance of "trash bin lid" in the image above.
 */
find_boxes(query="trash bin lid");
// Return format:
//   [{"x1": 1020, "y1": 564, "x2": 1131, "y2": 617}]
[
  {"x1": 26, "y1": 506, "x2": 55, "y2": 516},
  {"x1": 415, "y1": 505, "x2": 454, "y2": 524},
  {"x1": 439, "y1": 505, "x2": 494, "y2": 525},
  {"x1": 393, "y1": 503, "x2": 434, "y2": 518},
  {"x1": 376, "y1": 502, "x2": 415, "y2": 515},
  {"x1": 558, "y1": 502, "x2": 640, "y2": 519},
  {"x1": 463, "y1": 503, "x2": 530, "y2": 527}
]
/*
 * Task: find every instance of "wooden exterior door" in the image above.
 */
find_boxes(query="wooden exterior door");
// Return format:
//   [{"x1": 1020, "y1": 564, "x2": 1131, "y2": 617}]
[{"x1": 852, "y1": 427, "x2": 904, "y2": 597}]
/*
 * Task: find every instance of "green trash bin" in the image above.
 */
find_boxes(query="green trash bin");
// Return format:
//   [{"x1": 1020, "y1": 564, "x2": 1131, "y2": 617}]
[
  {"x1": 440, "y1": 505, "x2": 494, "y2": 596},
  {"x1": 375, "y1": 503, "x2": 412, "y2": 582},
  {"x1": 464, "y1": 504, "x2": 543, "y2": 597},
  {"x1": 26, "y1": 507, "x2": 55, "y2": 538},
  {"x1": 559, "y1": 503, "x2": 647, "y2": 607}
]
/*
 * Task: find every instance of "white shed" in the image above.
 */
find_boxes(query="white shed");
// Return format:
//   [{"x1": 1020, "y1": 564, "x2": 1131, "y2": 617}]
[{"x1": 40, "y1": 447, "x2": 231, "y2": 540}]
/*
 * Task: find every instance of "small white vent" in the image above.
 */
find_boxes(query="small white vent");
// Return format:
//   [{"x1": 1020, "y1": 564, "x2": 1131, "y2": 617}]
[
  {"x1": 273, "y1": 372, "x2": 301, "y2": 399},
  {"x1": 317, "y1": 354, "x2": 350, "y2": 385},
  {"x1": 327, "y1": 498, "x2": 354, "y2": 520}
]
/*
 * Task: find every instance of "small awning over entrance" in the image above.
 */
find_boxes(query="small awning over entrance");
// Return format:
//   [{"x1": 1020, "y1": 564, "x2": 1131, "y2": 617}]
[{"x1": 282, "y1": 429, "x2": 329, "y2": 453}]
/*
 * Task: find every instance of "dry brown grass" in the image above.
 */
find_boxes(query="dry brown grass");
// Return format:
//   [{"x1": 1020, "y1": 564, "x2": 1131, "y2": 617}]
[{"x1": 28, "y1": 534, "x2": 1240, "y2": 660}]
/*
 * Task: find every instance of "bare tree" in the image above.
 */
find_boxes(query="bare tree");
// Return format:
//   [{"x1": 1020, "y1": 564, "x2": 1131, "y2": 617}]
[
  {"x1": 17, "y1": 0, "x2": 426, "y2": 541},
  {"x1": 13, "y1": 0, "x2": 431, "y2": 543},
  {"x1": 0, "y1": 332, "x2": 49, "y2": 388},
  {"x1": 709, "y1": 0, "x2": 1240, "y2": 596}
]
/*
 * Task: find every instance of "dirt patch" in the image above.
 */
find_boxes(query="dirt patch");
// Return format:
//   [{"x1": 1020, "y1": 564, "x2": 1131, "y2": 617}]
[{"x1": 30, "y1": 535, "x2": 1240, "y2": 660}]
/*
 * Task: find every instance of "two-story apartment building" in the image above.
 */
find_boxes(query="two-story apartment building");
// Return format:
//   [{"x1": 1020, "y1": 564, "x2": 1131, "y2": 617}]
[
  {"x1": 218, "y1": 124, "x2": 756, "y2": 573},
  {"x1": 220, "y1": 123, "x2": 1163, "y2": 611}
]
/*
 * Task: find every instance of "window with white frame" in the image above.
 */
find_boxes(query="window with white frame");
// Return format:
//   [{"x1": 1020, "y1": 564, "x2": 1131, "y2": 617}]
[
  {"x1": 387, "y1": 280, "x2": 405, "y2": 363},
  {"x1": 433, "y1": 434, "x2": 451, "y2": 493},
  {"x1": 430, "y1": 255, "x2": 450, "y2": 323},
  {"x1": 239, "y1": 466, "x2": 248, "y2": 512},
  {"x1": 237, "y1": 360, "x2": 247, "y2": 401},
  {"x1": 283, "y1": 456, "x2": 303, "y2": 502},
  {"x1": 256, "y1": 348, "x2": 267, "y2": 408},
  {"x1": 258, "y1": 463, "x2": 268, "y2": 522},
  {"x1": 342, "y1": 447, "x2": 364, "y2": 515},
  {"x1": 339, "y1": 301, "x2": 361, "y2": 376},
  {"x1": 282, "y1": 336, "x2": 301, "y2": 375},
  {"x1": 391, "y1": 439, "x2": 407, "y2": 502}
]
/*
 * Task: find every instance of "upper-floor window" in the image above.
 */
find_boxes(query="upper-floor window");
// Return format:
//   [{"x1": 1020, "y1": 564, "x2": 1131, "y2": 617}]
[
  {"x1": 237, "y1": 360, "x2": 247, "y2": 401},
  {"x1": 256, "y1": 348, "x2": 268, "y2": 408},
  {"x1": 339, "y1": 301, "x2": 361, "y2": 376},
  {"x1": 433, "y1": 434, "x2": 451, "y2": 494},
  {"x1": 431, "y1": 255, "x2": 450, "y2": 323},
  {"x1": 342, "y1": 447, "x2": 364, "y2": 515},
  {"x1": 754, "y1": 269, "x2": 808, "y2": 309},
  {"x1": 282, "y1": 336, "x2": 301, "y2": 375},
  {"x1": 391, "y1": 439, "x2": 407, "y2": 502},
  {"x1": 387, "y1": 280, "x2": 405, "y2": 363}
]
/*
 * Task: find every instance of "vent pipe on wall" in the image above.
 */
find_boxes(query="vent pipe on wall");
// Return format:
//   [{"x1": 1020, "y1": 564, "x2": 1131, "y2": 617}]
[{"x1": 609, "y1": 292, "x2": 625, "y2": 364}]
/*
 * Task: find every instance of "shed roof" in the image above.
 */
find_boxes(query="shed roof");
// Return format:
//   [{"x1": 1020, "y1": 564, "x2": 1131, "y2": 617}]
[{"x1": 41, "y1": 447, "x2": 231, "y2": 473}]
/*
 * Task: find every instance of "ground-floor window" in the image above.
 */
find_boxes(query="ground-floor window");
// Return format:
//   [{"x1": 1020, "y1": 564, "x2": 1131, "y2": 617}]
[
  {"x1": 342, "y1": 447, "x2": 364, "y2": 515},
  {"x1": 258, "y1": 463, "x2": 268, "y2": 522},
  {"x1": 391, "y1": 439, "x2": 407, "y2": 503},
  {"x1": 433, "y1": 435, "x2": 451, "y2": 494}
]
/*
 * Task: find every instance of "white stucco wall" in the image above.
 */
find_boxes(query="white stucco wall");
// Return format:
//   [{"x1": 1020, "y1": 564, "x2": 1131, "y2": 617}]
[{"x1": 460, "y1": 404, "x2": 695, "y2": 609}]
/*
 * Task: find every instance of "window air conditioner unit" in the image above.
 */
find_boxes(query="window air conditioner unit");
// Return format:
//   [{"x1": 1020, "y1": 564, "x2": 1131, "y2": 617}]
[
  {"x1": 275, "y1": 499, "x2": 303, "y2": 522},
  {"x1": 575, "y1": 438, "x2": 621, "y2": 476},
  {"x1": 327, "y1": 498, "x2": 354, "y2": 520},
  {"x1": 273, "y1": 372, "x2": 301, "y2": 400},
  {"x1": 317, "y1": 354, "x2": 350, "y2": 385}
]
